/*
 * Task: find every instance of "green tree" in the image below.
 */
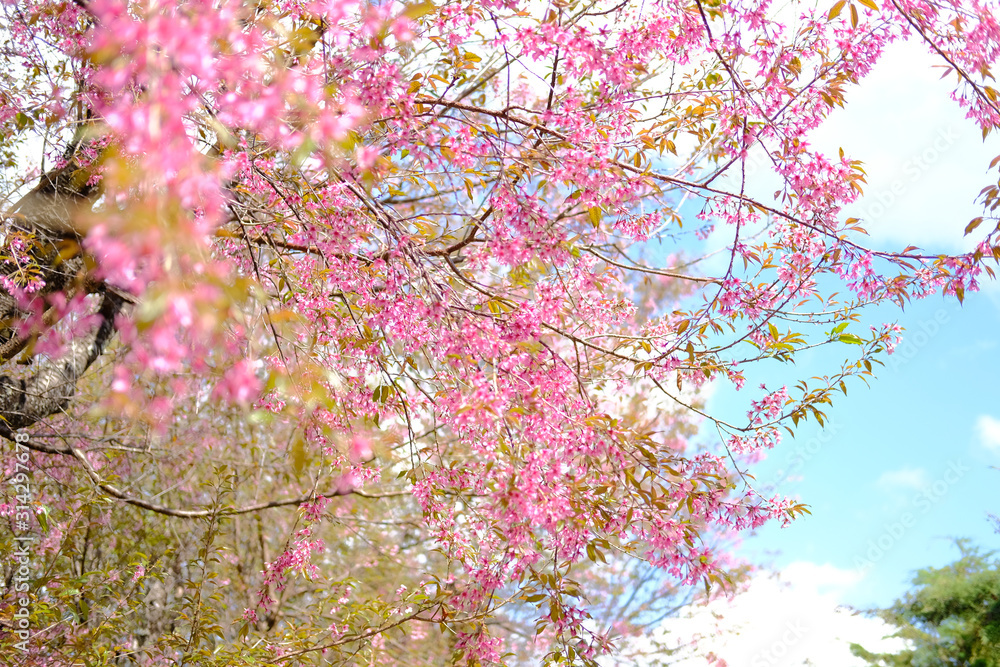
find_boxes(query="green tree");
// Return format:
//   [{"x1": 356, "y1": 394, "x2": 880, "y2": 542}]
[{"x1": 851, "y1": 540, "x2": 1000, "y2": 667}]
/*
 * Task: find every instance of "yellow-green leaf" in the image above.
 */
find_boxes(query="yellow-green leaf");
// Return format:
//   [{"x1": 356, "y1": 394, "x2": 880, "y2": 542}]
[
  {"x1": 373, "y1": 385, "x2": 394, "y2": 403},
  {"x1": 403, "y1": 1, "x2": 435, "y2": 19},
  {"x1": 290, "y1": 438, "x2": 310, "y2": 476},
  {"x1": 588, "y1": 207, "x2": 602, "y2": 228}
]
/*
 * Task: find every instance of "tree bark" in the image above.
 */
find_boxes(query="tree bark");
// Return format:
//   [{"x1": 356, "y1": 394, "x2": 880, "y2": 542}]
[
  {"x1": 0, "y1": 155, "x2": 121, "y2": 436},
  {"x1": 0, "y1": 290, "x2": 121, "y2": 436}
]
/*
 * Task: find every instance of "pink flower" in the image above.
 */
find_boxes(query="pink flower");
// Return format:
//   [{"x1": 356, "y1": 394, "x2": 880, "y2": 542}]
[
  {"x1": 355, "y1": 145, "x2": 379, "y2": 171},
  {"x1": 392, "y1": 16, "x2": 416, "y2": 42},
  {"x1": 349, "y1": 434, "x2": 373, "y2": 462},
  {"x1": 214, "y1": 361, "x2": 263, "y2": 406}
]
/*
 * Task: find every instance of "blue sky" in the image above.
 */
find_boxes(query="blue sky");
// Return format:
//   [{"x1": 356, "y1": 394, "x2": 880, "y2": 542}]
[
  {"x1": 665, "y1": 285, "x2": 1000, "y2": 665},
  {"x1": 733, "y1": 287, "x2": 1000, "y2": 608},
  {"x1": 723, "y1": 36, "x2": 1000, "y2": 609},
  {"x1": 643, "y1": 36, "x2": 1000, "y2": 666}
]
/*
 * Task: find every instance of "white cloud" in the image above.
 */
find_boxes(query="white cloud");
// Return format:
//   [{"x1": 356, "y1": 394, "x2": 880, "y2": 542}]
[
  {"x1": 699, "y1": 38, "x2": 998, "y2": 256},
  {"x1": 876, "y1": 467, "x2": 929, "y2": 492},
  {"x1": 617, "y1": 562, "x2": 905, "y2": 666},
  {"x1": 975, "y1": 415, "x2": 1000, "y2": 451},
  {"x1": 809, "y1": 39, "x2": 999, "y2": 251}
]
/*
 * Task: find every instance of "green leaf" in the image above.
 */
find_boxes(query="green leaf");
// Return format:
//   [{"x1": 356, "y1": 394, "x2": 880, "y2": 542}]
[
  {"x1": 373, "y1": 385, "x2": 394, "y2": 403},
  {"x1": 839, "y1": 333, "x2": 863, "y2": 344}
]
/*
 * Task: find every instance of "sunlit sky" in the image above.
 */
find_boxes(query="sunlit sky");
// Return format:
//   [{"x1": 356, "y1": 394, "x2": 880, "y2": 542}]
[{"x1": 651, "y1": 37, "x2": 1000, "y2": 665}]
